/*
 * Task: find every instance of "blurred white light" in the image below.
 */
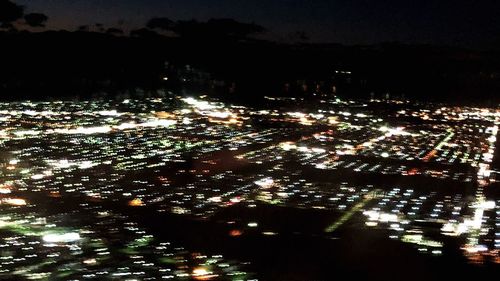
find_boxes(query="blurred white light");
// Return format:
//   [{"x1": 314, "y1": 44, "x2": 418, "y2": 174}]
[{"x1": 43, "y1": 232, "x2": 80, "y2": 243}]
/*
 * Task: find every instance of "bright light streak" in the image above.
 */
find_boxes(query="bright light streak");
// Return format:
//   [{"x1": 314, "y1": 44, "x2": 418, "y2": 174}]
[
  {"x1": 3, "y1": 198, "x2": 27, "y2": 206},
  {"x1": 206, "y1": 111, "x2": 231, "y2": 119},
  {"x1": 255, "y1": 178, "x2": 274, "y2": 188},
  {"x1": 55, "y1": 126, "x2": 112, "y2": 135},
  {"x1": 182, "y1": 97, "x2": 216, "y2": 110},
  {"x1": 141, "y1": 119, "x2": 177, "y2": 128},
  {"x1": 43, "y1": 232, "x2": 81, "y2": 243},
  {"x1": 280, "y1": 142, "x2": 296, "y2": 151},
  {"x1": 31, "y1": 174, "x2": 45, "y2": 180},
  {"x1": 98, "y1": 110, "x2": 121, "y2": 116},
  {"x1": 0, "y1": 188, "x2": 11, "y2": 194}
]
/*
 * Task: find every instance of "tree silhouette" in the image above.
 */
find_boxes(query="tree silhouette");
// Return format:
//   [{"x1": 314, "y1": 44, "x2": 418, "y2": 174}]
[
  {"x1": 172, "y1": 19, "x2": 205, "y2": 38},
  {"x1": 24, "y1": 13, "x2": 48, "y2": 27},
  {"x1": 0, "y1": 0, "x2": 24, "y2": 25},
  {"x1": 106, "y1": 27, "x2": 123, "y2": 36},
  {"x1": 165, "y1": 18, "x2": 265, "y2": 40},
  {"x1": 290, "y1": 31, "x2": 310, "y2": 43},
  {"x1": 77, "y1": 25, "x2": 89, "y2": 32},
  {"x1": 95, "y1": 23, "x2": 105, "y2": 32},
  {"x1": 146, "y1": 17, "x2": 174, "y2": 30},
  {"x1": 206, "y1": 18, "x2": 265, "y2": 38},
  {"x1": 130, "y1": 28, "x2": 159, "y2": 38}
]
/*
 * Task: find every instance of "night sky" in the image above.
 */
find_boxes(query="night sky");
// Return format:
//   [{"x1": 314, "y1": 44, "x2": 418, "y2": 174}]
[{"x1": 16, "y1": 0, "x2": 500, "y2": 48}]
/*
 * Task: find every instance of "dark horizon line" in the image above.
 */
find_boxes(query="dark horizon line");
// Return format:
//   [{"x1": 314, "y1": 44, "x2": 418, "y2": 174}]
[{"x1": 3, "y1": 27, "x2": 496, "y2": 54}]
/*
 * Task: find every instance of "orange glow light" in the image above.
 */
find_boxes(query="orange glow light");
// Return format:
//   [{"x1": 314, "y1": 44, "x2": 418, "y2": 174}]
[
  {"x1": 128, "y1": 198, "x2": 144, "y2": 207},
  {"x1": 229, "y1": 229, "x2": 243, "y2": 237}
]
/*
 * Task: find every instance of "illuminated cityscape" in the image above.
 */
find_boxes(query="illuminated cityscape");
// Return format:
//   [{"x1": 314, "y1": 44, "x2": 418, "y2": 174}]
[
  {"x1": 3, "y1": 0, "x2": 500, "y2": 279},
  {"x1": 0, "y1": 94, "x2": 498, "y2": 279}
]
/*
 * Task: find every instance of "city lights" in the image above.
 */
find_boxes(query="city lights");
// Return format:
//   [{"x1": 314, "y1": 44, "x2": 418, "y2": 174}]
[{"x1": 0, "y1": 94, "x2": 497, "y2": 280}]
